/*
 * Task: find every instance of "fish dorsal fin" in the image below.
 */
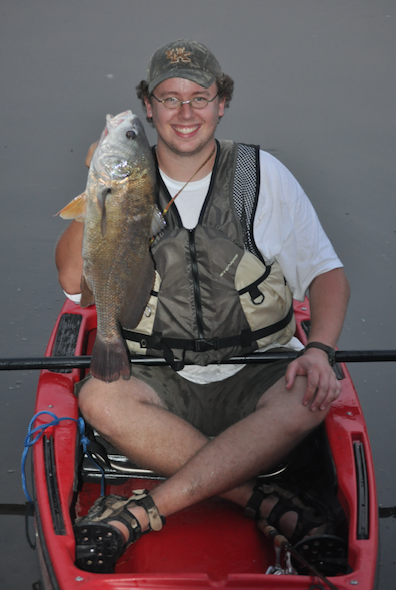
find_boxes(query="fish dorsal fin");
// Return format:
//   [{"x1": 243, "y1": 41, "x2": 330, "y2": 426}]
[
  {"x1": 56, "y1": 193, "x2": 87, "y2": 221},
  {"x1": 80, "y1": 275, "x2": 95, "y2": 308},
  {"x1": 151, "y1": 205, "x2": 166, "y2": 237}
]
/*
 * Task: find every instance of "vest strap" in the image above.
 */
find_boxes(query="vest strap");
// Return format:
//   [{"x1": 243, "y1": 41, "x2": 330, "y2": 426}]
[
  {"x1": 237, "y1": 267, "x2": 271, "y2": 296},
  {"x1": 249, "y1": 301, "x2": 294, "y2": 342},
  {"x1": 122, "y1": 302, "x2": 294, "y2": 362}
]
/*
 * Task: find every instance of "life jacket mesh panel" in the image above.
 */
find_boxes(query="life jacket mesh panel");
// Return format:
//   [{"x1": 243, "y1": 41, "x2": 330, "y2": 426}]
[{"x1": 233, "y1": 144, "x2": 261, "y2": 260}]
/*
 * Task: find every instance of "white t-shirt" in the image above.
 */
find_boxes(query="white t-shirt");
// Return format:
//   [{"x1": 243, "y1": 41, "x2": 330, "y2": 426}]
[
  {"x1": 160, "y1": 151, "x2": 342, "y2": 301},
  {"x1": 65, "y1": 150, "x2": 342, "y2": 384}
]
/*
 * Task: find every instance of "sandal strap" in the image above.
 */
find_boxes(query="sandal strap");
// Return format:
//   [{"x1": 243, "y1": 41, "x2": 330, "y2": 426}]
[
  {"x1": 113, "y1": 508, "x2": 142, "y2": 546},
  {"x1": 244, "y1": 483, "x2": 286, "y2": 520},
  {"x1": 244, "y1": 487, "x2": 265, "y2": 520},
  {"x1": 78, "y1": 494, "x2": 143, "y2": 548},
  {"x1": 130, "y1": 489, "x2": 165, "y2": 532},
  {"x1": 265, "y1": 492, "x2": 325, "y2": 546},
  {"x1": 245, "y1": 483, "x2": 330, "y2": 546}
]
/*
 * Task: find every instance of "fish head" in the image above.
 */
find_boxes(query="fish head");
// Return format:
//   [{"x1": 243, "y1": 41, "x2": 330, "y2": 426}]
[{"x1": 91, "y1": 110, "x2": 153, "y2": 181}]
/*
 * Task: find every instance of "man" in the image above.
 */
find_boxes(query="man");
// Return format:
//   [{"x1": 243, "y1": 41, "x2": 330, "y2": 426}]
[{"x1": 55, "y1": 39, "x2": 350, "y2": 573}]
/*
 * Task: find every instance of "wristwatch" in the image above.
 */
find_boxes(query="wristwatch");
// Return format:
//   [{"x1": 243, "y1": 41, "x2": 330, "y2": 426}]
[{"x1": 304, "y1": 342, "x2": 336, "y2": 366}]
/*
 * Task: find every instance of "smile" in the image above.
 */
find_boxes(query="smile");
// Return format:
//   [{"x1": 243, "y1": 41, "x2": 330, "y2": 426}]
[{"x1": 172, "y1": 125, "x2": 200, "y2": 135}]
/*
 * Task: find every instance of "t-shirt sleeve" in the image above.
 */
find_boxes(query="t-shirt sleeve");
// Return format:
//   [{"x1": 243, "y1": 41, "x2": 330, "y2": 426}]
[
  {"x1": 63, "y1": 290, "x2": 82, "y2": 304},
  {"x1": 253, "y1": 151, "x2": 343, "y2": 301}
]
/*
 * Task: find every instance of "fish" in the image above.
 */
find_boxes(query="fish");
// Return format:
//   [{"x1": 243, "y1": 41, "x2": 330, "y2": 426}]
[{"x1": 58, "y1": 110, "x2": 163, "y2": 383}]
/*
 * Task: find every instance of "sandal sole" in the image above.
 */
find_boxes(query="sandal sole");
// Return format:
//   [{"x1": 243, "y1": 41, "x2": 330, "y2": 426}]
[
  {"x1": 292, "y1": 534, "x2": 348, "y2": 576},
  {"x1": 74, "y1": 521, "x2": 125, "y2": 573}
]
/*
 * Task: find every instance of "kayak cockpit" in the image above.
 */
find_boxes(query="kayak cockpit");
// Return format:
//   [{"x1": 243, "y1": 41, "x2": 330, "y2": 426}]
[{"x1": 31, "y1": 297, "x2": 379, "y2": 590}]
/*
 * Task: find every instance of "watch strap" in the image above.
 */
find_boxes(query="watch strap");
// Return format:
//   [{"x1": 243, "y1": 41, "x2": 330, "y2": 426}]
[{"x1": 304, "y1": 342, "x2": 336, "y2": 366}]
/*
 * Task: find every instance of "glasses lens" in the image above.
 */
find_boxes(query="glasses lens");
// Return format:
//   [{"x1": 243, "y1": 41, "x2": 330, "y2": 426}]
[
  {"x1": 191, "y1": 97, "x2": 209, "y2": 109},
  {"x1": 163, "y1": 97, "x2": 181, "y2": 109}
]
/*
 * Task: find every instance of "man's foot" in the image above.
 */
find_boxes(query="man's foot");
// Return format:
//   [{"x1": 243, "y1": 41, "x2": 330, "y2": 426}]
[
  {"x1": 244, "y1": 483, "x2": 334, "y2": 545},
  {"x1": 73, "y1": 491, "x2": 165, "y2": 573}
]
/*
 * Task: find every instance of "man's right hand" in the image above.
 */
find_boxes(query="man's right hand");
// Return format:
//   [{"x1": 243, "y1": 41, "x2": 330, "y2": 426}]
[{"x1": 85, "y1": 141, "x2": 99, "y2": 168}]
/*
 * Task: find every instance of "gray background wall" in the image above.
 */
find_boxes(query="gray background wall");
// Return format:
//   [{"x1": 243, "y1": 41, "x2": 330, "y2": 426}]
[{"x1": 0, "y1": 1, "x2": 395, "y2": 588}]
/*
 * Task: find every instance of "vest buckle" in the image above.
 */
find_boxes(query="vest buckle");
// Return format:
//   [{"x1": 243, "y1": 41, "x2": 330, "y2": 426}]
[{"x1": 193, "y1": 338, "x2": 219, "y2": 352}]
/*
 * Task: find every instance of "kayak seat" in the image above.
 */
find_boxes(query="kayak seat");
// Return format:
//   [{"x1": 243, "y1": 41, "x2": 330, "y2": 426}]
[{"x1": 79, "y1": 424, "x2": 166, "y2": 484}]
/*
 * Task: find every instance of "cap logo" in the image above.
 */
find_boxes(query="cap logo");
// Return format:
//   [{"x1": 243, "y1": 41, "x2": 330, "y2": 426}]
[{"x1": 165, "y1": 47, "x2": 192, "y2": 64}]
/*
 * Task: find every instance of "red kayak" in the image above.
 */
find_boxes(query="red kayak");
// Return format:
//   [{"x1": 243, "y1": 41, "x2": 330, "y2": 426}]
[{"x1": 31, "y1": 298, "x2": 379, "y2": 589}]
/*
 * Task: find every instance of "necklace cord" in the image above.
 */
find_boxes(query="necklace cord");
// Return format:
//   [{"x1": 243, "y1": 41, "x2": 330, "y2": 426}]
[{"x1": 161, "y1": 146, "x2": 216, "y2": 217}]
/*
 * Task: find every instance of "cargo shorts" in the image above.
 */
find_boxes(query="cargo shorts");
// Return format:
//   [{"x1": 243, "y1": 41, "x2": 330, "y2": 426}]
[{"x1": 75, "y1": 358, "x2": 290, "y2": 437}]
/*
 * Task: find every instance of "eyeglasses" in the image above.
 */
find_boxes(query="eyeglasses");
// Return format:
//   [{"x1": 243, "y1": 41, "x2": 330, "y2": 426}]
[{"x1": 151, "y1": 93, "x2": 219, "y2": 110}]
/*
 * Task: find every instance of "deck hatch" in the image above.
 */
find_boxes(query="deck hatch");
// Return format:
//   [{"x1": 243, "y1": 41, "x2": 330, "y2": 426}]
[{"x1": 51, "y1": 313, "x2": 83, "y2": 373}]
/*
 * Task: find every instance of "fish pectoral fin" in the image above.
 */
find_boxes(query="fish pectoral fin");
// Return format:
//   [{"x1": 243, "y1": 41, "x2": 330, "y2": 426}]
[
  {"x1": 118, "y1": 253, "x2": 155, "y2": 330},
  {"x1": 97, "y1": 185, "x2": 111, "y2": 237},
  {"x1": 56, "y1": 192, "x2": 87, "y2": 221},
  {"x1": 80, "y1": 275, "x2": 95, "y2": 308},
  {"x1": 150, "y1": 205, "x2": 166, "y2": 238}
]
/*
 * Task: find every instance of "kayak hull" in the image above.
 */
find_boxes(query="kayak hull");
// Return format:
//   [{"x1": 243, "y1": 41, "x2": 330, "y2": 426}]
[{"x1": 32, "y1": 298, "x2": 379, "y2": 589}]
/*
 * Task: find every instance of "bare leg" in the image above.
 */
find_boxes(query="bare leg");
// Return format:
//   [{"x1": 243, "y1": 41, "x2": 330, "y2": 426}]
[
  {"x1": 148, "y1": 375, "x2": 327, "y2": 531},
  {"x1": 78, "y1": 375, "x2": 209, "y2": 476},
  {"x1": 79, "y1": 372, "x2": 329, "y2": 540}
]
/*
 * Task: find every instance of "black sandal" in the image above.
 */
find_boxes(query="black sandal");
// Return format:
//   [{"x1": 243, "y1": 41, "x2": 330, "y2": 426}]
[
  {"x1": 244, "y1": 482, "x2": 334, "y2": 546},
  {"x1": 74, "y1": 489, "x2": 165, "y2": 573}
]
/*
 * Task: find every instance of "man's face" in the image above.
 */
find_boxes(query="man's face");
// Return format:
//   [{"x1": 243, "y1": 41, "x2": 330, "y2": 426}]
[{"x1": 145, "y1": 78, "x2": 225, "y2": 158}]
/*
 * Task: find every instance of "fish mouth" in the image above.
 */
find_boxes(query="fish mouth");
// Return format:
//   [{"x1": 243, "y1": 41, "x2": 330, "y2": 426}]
[
  {"x1": 107, "y1": 110, "x2": 133, "y2": 128},
  {"x1": 106, "y1": 110, "x2": 142, "y2": 132}
]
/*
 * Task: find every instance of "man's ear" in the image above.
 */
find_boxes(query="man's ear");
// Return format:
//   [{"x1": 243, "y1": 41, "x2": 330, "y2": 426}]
[
  {"x1": 218, "y1": 95, "x2": 226, "y2": 119},
  {"x1": 145, "y1": 97, "x2": 153, "y2": 119}
]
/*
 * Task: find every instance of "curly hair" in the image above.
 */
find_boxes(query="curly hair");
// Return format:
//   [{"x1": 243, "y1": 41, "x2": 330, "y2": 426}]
[{"x1": 135, "y1": 74, "x2": 234, "y2": 124}]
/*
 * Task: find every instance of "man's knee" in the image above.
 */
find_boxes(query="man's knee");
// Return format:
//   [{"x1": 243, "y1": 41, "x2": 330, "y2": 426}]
[
  {"x1": 77, "y1": 377, "x2": 103, "y2": 425},
  {"x1": 77, "y1": 375, "x2": 167, "y2": 426},
  {"x1": 255, "y1": 376, "x2": 330, "y2": 437}
]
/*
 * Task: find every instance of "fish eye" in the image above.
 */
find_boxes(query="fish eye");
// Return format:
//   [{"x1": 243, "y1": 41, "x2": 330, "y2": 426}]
[{"x1": 126, "y1": 129, "x2": 136, "y2": 139}]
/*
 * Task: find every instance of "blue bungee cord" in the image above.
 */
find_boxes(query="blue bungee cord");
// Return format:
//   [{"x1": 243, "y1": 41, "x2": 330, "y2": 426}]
[{"x1": 22, "y1": 410, "x2": 105, "y2": 502}]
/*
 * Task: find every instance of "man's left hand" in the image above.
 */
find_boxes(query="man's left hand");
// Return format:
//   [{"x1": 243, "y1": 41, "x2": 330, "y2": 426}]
[{"x1": 284, "y1": 347, "x2": 341, "y2": 411}]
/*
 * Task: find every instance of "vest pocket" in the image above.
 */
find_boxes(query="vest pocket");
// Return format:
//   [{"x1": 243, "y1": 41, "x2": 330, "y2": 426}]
[{"x1": 235, "y1": 251, "x2": 295, "y2": 348}]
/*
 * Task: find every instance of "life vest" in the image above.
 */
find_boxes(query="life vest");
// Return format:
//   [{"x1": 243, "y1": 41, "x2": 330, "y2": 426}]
[{"x1": 123, "y1": 140, "x2": 295, "y2": 370}]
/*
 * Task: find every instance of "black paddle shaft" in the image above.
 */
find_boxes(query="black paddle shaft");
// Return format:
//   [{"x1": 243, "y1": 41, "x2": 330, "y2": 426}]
[{"x1": 1, "y1": 350, "x2": 396, "y2": 371}]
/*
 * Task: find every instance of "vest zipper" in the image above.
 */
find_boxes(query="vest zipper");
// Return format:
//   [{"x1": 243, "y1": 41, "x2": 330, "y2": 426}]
[{"x1": 188, "y1": 229, "x2": 205, "y2": 339}]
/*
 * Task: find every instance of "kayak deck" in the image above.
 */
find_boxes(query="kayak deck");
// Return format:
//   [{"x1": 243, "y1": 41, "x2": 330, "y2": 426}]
[{"x1": 31, "y1": 298, "x2": 379, "y2": 589}]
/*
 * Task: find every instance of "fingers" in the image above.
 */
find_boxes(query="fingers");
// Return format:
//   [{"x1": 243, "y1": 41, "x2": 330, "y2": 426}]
[
  {"x1": 285, "y1": 352, "x2": 342, "y2": 412},
  {"x1": 285, "y1": 361, "x2": 298, "y2": 390},
  {"x1": 307, "y1": 370, "x2": 341, "y2": 412},
  {"x1": 85, "y1": 141, "x2": 99, "y2": 168}
]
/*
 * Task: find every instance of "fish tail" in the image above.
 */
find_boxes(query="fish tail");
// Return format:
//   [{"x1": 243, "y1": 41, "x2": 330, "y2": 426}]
[{"x1": 90, "y1": 335, "x2": 131, "y2": 383}]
